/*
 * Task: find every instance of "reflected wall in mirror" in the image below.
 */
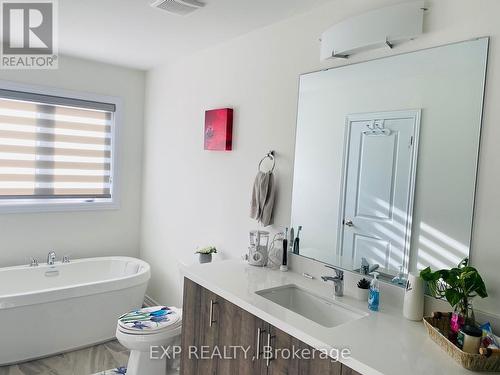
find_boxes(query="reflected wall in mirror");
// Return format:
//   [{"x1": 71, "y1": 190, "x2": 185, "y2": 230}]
[{"x1": 290, "y1": 38, "x2": 488, "y2": 282}]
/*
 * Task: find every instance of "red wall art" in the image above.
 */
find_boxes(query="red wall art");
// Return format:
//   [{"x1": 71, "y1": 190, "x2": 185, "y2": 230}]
[{"x1": 204, "y1": 108, "x2": 233, "y2": 151}]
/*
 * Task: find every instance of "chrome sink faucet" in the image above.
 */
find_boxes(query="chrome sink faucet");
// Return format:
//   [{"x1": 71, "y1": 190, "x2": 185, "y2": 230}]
[
  {"x1": 321, "y1": 265, "x2": 344, "y2": 297},
  {"x1": 360, "y1": 257, "x2": 380, "y2": 275},
  {"x1": 47, "y1": 251, "x2": 57, "y2": 265}
]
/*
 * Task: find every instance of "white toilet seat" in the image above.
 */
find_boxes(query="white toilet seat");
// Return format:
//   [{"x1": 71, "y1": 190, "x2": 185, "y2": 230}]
[
  {"x1": 118, "y1": 306, "x2": 181, "y2": 334},
  {"x1": 116, "y1": 306, "x2": 182, "y2": 344},
  {"x1": 118, "y1": 318, "x2": 182, "y2": 335},
  {"x1": 116, "y1": 306, "x2": 183, "y2": 375},
  {"x1": 117, "y1": 320, "x2": 181, "y2": 337}
]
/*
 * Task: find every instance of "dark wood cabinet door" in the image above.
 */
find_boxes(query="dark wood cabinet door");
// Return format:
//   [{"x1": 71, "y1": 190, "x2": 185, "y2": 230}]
[
  {"x1": 266, "y1": 325, "x2": 342, "y2": 375},
  {"x1": 180, "y1": 278, "x2": 220, "y2": 375},
  {"x1": 266, "y1": 325, "x2": 300, "y2": 375},
  {"x1": 180, "y1": 278, "x2": 202, "y2": 375},
  {"x1": 216, "y1": 298, "x2": 267, "y2": 375},
  {"x1": 341, "y1": 365, "x2": 362, "y2": 375},
  {"x1": 298, "y1": 343, "x2": 342, "y2": 375},
  {"x1": 196, "y1": 283, "x2": 220, "y2": 375}
]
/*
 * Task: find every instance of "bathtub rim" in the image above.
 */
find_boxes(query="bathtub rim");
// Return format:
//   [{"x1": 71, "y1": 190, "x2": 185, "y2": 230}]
[{"x1": 0, "y1": 256, "x2": 151, "y2": 310}]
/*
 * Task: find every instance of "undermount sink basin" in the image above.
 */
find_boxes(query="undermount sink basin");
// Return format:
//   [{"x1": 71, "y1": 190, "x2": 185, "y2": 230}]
[{"x1": 256, "y1": 284, "x2": 367, "y2": 328}]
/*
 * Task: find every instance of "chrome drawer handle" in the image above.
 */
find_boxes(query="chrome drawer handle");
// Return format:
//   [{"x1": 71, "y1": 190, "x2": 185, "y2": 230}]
[
  {"x1": 209, "y1": 299, "x2": 218, "y2": 327},
  {"x1": 266, "y1": 332, "x2": 274, "y2": 367},
  {"x1": 256, "y1": 327, "x2": 266, "y2": 359}
]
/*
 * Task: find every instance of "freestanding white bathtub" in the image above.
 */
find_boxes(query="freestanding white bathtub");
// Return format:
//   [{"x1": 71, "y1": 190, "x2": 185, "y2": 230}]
[{"x1": 0, "y1": 256, "x2": 150, "y2": 365}]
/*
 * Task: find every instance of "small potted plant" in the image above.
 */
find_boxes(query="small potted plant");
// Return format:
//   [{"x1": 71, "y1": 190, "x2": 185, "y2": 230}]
[
  {"x1": 195, "y1": 246, "x2": 217, "y2": 264},
  {"x1": 356, "y1": 278, "x2": 371, "y2": 301},
  {"x1": 420, "y1": 258, "x2": 487, "y2": 332}
]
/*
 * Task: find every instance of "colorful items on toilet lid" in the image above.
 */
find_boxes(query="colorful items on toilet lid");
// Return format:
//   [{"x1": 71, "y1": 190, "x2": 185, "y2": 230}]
[{"x1": 118, "y1": 306, "x2": 181, "y2": 333}]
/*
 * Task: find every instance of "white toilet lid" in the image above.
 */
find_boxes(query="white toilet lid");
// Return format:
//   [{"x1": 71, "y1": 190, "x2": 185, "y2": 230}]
[{"x1": 118, "y1": 306, "x2": 181, "y2": 334}]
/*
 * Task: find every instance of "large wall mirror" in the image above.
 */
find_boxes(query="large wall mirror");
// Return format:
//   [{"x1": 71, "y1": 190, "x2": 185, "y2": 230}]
[{"x1": 290, "y1": 38, "x2": 488, "y2": 284}]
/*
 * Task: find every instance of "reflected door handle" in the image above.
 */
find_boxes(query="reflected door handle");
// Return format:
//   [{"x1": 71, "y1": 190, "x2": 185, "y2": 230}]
[{"x1": 344, "y1": 219, "x2": 354, "y2": 227}]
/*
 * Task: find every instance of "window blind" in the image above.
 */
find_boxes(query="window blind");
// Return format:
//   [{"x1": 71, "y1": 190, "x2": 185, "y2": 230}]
[{"x1": 0, "y1": 91, "x2": 114, "y2": 200}]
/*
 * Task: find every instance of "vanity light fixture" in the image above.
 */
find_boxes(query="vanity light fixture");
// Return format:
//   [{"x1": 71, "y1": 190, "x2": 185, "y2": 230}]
[{"x1": 320, "y1": 0, "x2": 425, "y2": 61}]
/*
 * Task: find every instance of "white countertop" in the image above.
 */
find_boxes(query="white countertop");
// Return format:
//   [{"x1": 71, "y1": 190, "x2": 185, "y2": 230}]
[{"x1": 182, "y1": 259, "x2": 495, "y2": 375}]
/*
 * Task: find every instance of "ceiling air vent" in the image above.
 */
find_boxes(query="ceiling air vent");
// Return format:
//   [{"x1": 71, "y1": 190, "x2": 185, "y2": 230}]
[{"x1": 150, "y1": 0, "x2": 205, "y2": 16}]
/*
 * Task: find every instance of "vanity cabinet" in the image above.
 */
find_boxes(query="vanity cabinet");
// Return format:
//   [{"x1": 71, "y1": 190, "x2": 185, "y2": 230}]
[{"x1": 180, "y1": 278, "x2": 350, "y2": 375}]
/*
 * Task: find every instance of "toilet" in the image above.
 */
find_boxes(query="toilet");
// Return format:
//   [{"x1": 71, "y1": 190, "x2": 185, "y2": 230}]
[{"x1": 116, "y1": 306, "x2": 182, "y2": 375}]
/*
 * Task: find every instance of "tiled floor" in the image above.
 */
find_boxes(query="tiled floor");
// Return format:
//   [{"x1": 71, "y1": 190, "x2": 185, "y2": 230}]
[{"x1": 0, "y1": 341, "x2": 129, "y2": 375}]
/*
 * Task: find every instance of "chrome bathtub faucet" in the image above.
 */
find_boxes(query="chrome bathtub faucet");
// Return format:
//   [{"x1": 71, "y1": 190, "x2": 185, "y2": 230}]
[
  {"x1": 47, "y1": 251, "x2": 57, "y2": 265},
  {"x1": 321, "y1": 265, "x2": 344, "y2": 297}
]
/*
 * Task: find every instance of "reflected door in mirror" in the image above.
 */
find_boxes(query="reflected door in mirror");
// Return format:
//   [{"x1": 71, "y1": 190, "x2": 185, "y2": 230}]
[{"x1": 339, "y1": 111, "x2": 420, "y2": 276}]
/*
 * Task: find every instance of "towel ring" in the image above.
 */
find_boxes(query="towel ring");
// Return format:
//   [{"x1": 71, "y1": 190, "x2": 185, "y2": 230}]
[{"x1": 258, "y1": 151, "x2": 275, "y2": 173}]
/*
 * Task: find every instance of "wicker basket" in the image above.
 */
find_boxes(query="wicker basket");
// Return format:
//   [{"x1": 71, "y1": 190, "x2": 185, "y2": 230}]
[{"x1": 423, "y1": 312, "x2": 500, "y2": 372}]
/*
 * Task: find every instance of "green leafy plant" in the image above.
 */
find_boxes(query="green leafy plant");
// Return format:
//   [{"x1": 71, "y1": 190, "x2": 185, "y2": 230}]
[
  {"x1": 195, "y1": 246, "x2": 217, "y2": 255},
  {"x1": 420, "y1": 258, "x2": 487, "y2": 323}
]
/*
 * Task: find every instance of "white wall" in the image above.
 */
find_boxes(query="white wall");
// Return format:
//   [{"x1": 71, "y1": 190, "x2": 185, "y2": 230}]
[
  {"x1": 142, "y1": 0, "x2": 500, "y2": 317},
  {"x1": 0, "y1": 55, "x2": 145, "y2": 266}
]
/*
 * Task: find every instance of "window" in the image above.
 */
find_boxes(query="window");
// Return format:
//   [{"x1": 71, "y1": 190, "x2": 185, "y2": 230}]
[{"x1": 0, "y1": 84, "x2": 119, "y2": 213}]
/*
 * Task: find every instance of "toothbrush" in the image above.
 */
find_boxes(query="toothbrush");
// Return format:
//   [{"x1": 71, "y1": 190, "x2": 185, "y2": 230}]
[
  {"x1": 293, "y1": 226, "x2": 302, "y2": 254},
  {"x1": 281, "y1": 228, "x2": 288, "y2": 271}
]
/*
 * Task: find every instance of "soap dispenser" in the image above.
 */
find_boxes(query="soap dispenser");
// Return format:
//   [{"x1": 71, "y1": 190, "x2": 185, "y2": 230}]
[{"x1": 368, "y1": 272, "x2": 380, "y2": 311}]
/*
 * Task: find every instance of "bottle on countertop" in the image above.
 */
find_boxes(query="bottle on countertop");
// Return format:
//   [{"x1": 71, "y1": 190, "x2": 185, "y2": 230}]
[
  {"x1": 403, "y1": 272, "x2": 424, "y2": 321},
  {"x1": 368, "y1": 272, "x2": 380, "y2": 311},
  {"x1": 391, "y1": 266, "x2": 406, "y2": 285}
]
